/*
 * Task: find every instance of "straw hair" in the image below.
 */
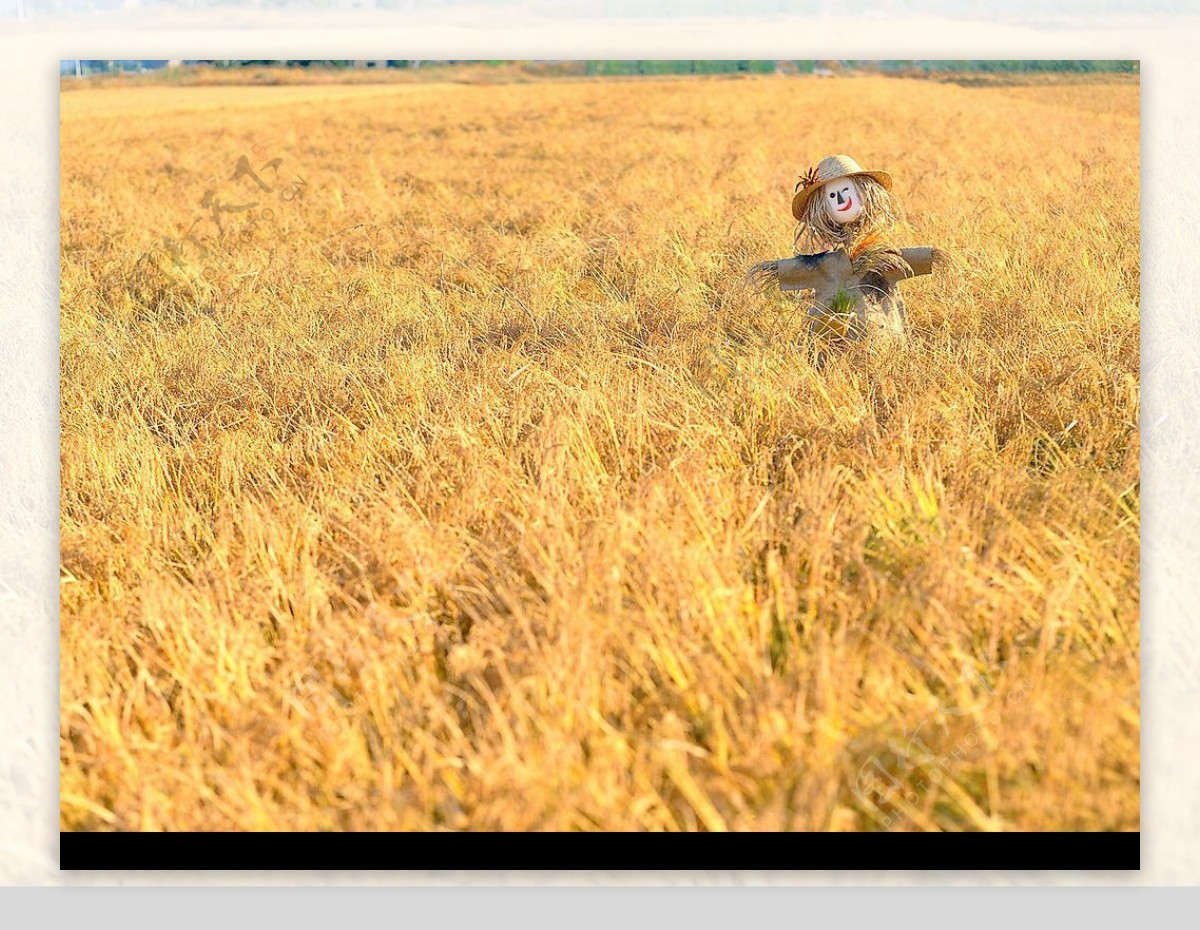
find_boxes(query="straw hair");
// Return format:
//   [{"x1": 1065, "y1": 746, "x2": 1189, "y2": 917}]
[
  {"x1": 791, "y1": 154, "x2": 892, "y2": 221},
  {"x1": 792, "y1": 173, "x2": 901, "y2": 255}
]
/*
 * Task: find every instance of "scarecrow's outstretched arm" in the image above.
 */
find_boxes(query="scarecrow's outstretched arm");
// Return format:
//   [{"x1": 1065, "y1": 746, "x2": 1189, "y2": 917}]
[
  {"x1": 746, "y1": 258, "x2": 786, "y2": 290},
  {"x1": 746, "y1": 250, "x2": 848, "y2": 293},
  {"x1": 885, "y1": 246, "x2": 945, "y2": 284},
  {"x1": 899, "y1": 246, "x2": 937, "y2": 276}
]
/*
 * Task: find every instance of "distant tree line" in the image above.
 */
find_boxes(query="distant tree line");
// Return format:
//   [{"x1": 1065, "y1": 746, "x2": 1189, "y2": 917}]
[
  {"x1": 871, "y1": 60, "x2": 1140, "y2": 73},
  {"x1": 61, "y1": 60, "x2": 816, "y2": 76},
  {"x1": 61, "y1": 59, "x2": 1139, "y2": 77},
  {"x1": 583, "y1": 61, "x2": 806, "y2": 76}
]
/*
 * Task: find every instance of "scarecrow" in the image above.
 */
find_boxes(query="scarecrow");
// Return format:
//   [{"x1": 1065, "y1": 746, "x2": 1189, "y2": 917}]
[{"x1": 747, "y1": 154, "x2": 941, "y2": 348}]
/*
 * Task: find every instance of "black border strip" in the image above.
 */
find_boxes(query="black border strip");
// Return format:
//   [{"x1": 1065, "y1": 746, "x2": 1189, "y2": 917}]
[{"x1": 60, "y1": 830, "x2": 1139, "y2": 871}]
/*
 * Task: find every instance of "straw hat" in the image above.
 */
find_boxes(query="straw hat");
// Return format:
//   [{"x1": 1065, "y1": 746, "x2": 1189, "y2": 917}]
[{"x1": 791, "y1": 154, "x2": 892, "y2": 220}]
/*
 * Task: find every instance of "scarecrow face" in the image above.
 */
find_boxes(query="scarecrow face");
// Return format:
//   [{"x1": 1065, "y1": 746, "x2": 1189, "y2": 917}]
[{"x1": 823, "y1": 177, "x2": 864, "y2": 225}]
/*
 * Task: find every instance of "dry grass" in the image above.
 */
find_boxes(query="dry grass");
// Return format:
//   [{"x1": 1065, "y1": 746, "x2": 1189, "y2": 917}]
[{"x1": 60, "y1": 72, "x2": 1139, "y2": 832}]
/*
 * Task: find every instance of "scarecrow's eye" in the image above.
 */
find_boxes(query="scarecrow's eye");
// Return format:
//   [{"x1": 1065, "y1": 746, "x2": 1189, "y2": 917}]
[{"x1": 829, "y1": 192, "x2": 836, "y2": 199}]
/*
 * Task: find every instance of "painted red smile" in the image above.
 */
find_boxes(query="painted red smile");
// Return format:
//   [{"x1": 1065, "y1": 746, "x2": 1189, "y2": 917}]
[{"x1": 837, "y1": 197, "x2": 854, "y2": 212}]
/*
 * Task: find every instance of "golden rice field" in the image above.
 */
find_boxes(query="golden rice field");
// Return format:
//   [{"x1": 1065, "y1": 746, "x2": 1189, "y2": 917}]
[{"x1": 60, "y1": 70, "x2": 1139, "y2": 832}]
